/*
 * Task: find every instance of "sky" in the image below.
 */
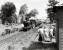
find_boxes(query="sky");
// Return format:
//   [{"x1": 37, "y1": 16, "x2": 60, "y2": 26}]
[{"x1": 0, "y1": 0, "x2": 62, "y2": 20}]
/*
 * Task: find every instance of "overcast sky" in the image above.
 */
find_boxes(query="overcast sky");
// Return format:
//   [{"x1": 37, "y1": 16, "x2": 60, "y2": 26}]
[{"x1": 0, "y1": 0, "x2": 62, "y2": 20}]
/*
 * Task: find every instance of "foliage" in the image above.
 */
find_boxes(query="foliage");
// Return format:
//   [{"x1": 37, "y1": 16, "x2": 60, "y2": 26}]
[
  {"x1": 0, "y1": 2, "x2": 16, "y2": 24},
  {"x1": 26, "y1": 9, "x2": 38, "y2": 20},
  {"x1": 48, "y1": 0, "x2": 59, "y2": 7},
  {"x1": 19, "y1": 4, "x2": 38, "y2": 23},
  {"x1": 47, "y1": 0, "x2": 59, "y2": 22},
  {"x1": 28, "y1": 9, "x2": 38, "y2": 16},
  {"x1": 18, "y1": 4, "x2": 28, "y2": 23},
  {"x1": 1, "y1": 2, "x2": 16, "y2": 17},
  {"x1": 19, "y1": 4, "x2": 28, "y2": 15}
]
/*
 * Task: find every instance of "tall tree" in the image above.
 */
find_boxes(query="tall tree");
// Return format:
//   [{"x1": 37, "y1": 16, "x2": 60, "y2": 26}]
[
  {"x1": 19, "y1": 4, "x2": 28, "y2": 15},
  {"x1": 19, "y1": 4, "x2": 28, "y2": 23},
  {"x1": 47, "y1": 0, "x2": 59, "y2": 22},
  {"x1": 1, "y1": 2, "x2": 16, "y2": 24}
]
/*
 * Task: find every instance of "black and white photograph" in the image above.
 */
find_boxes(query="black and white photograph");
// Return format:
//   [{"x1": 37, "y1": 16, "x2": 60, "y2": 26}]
[{"x1": 0, "y1": 0, "x2": 62, "y2": 50}]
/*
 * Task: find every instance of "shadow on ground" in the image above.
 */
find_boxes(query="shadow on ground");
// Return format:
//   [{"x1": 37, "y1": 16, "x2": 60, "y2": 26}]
[{"x1": 22, "y1": 42, "x2": 57, "y2": 50}]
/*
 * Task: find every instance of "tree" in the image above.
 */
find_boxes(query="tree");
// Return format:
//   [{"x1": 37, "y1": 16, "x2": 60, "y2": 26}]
[
  {"x1": 26, "y1": 9, "x2": 38, "y2": 20},
  {"x1": 11, "y1": 14, "x2": 17, "y2": 23},
  {"x1": 19, "y1": 4, "x2": 28, "y2": 15},
  {"x1": 19, "y1": 4, "x2": 38, "y2": 24},
  {"x1": 48, "y1": 0, "x2": 59, "y2": 7},
  {"x1": 18, "y1": 4, "x2": 28, "y2": 23},
  {"x1": 29, "y1": 9, "x2": 38, "y2": 16},
  {"x1": 1, "y1": 2, "x2": 16, "y2": 24},
  {"x1": 47, "y1": 0, "x2": 59, "y2": 22}
]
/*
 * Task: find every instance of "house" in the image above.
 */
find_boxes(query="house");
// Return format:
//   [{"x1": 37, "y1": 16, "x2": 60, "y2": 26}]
[{"x1": 53, "y1": 6, "x2": 63, "y2": 50}]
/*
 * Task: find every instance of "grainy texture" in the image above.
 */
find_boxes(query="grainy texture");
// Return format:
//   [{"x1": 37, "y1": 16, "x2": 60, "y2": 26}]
[{"x1": 0, "y1": 27, "x2": 57, "y2": 50}]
